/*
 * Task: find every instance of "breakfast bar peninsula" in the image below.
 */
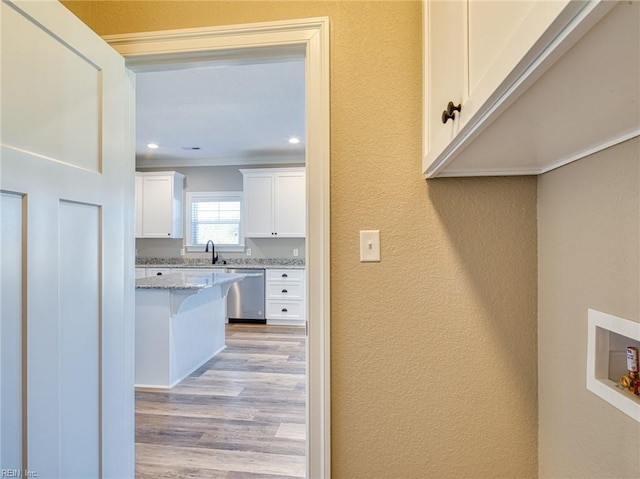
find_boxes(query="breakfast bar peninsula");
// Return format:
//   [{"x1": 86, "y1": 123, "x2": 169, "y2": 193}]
[{"x1": 135, "y1": 271, "x2": 250, "y2": 389}]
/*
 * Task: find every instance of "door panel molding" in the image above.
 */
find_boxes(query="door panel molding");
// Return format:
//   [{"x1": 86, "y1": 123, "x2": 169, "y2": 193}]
[{"x1": 0, "y1": 191, "x2": 26, "y2": 472}]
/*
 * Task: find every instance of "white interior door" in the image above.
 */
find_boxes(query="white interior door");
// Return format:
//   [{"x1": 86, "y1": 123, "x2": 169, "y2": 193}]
[{"x1": 0, "y1": 1, "x2": 134, "y2": 478}]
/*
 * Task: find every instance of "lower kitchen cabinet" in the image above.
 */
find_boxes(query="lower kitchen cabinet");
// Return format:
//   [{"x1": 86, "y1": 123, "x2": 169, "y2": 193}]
[
  {"x1": 137, "y1": 267, "x2": 226, "y2": 277},
  {"x1": 145, "y1": 268, "x2": 173, "y2": 277},
  {"x1": 265, "y1": 268, "x2": 306, "y2": 325}
]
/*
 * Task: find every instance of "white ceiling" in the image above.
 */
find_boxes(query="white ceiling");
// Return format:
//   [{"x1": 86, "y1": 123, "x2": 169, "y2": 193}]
[{"x1": 135, "y1": 58, "x2": 306, "y2": 168}]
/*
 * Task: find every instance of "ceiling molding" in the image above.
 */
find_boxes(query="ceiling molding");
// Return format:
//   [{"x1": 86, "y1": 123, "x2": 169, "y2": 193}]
[{"x1": 135, "y1": 155, "x2": 305, "y2": 168}]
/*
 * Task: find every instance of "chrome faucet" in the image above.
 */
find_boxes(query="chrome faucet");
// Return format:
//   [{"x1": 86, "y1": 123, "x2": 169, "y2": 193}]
[{"x1": 205, "y1": 240, "x2": 219, "y2": 264}]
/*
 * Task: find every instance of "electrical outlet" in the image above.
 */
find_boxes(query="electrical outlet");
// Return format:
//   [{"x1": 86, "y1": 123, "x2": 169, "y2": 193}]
[
  {"x1": 180, "y1": 248, "x2": 185, "y2": 256},
  {"x1": 246, "y1": 248, "x2": 252, "y2": 256},
  {"x1": 293, "y1": 248, "x2": 299, "y2": 257}
]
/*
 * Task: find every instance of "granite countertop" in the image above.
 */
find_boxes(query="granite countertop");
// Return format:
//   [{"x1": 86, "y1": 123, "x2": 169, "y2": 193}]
[
  {"x1": 136, "y1": 257, "x2": 306, "y2": 270},
  {"x1": 135, "y1": 271, "x2": 254, "y2": 290}
]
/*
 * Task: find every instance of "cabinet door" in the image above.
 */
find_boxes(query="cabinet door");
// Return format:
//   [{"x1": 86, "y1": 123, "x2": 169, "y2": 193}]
[
  {"x1": 274, "y1": 172, "x2": 306, "y2": 237},
  {"x1": 425, "y1": 0, "x2": 467, "y2": 163},
  {"x1": 467, "y1": 0, "x2": 569, "y2": 104},
  {"x1": 243, "y1": 173, "x2": 274, "y2": 237},
  {"x1": 141, "y1": 176, "x2": 173, "y2": 237},
  {"x1": 135, "y1": 174, "x2": 143, "y2": 238}
]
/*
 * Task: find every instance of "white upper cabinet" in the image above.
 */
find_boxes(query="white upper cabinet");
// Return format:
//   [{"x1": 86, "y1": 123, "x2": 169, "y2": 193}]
[
  {"x1": 135, "y1": 171, "x2": 185, "y2": 238},
  {"x1": 426, "y1": 0, "x2": 466, "y2": 159},
  {"x1": 274, "y1": 172, "x2": 306, "y2": 236},
  {"x1": 243, "y1": 172, "x2": 275, "y2": 237},
  {"x1": 135, "y1": 174, "x2": 144, "y2": 238},
  {"x1": 241, "y1": 167, "x2": 306, "y2": 238},
  {"x1": 423, "y1": 0, "x2": 639, "y2": 178}
]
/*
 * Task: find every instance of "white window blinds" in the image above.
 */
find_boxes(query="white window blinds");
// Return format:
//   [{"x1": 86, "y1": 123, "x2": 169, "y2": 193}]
[{"x1": 186, "y1": 192, "x2": 243, "y2": 247}]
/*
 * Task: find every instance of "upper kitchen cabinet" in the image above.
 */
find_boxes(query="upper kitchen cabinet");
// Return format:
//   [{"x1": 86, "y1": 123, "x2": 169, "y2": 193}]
[
  {"x1": 423, "y1": 0, "x2": 639, "y2": 178},
  {"x1": 135, "y1": 171, "x2": 185, "y2": 238},
  {"x1": 241, "y1": 167, "x2": 306, "y2": 238}
]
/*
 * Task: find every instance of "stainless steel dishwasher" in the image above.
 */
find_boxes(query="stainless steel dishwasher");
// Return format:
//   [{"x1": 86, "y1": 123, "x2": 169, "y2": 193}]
[{"x1": 226, "y1": 268, "x2": 265, "y2": 322}]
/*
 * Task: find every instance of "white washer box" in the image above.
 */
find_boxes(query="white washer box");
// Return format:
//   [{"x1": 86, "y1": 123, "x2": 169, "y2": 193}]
[
  {"x1": 266, "y1": 268, "x2": 306, "y2": 325},
  {"x1": 587, "y1": 309, "x2": 640, "y2": 423}
]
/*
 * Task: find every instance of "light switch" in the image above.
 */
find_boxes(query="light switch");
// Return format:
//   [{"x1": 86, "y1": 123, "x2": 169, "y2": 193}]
[{"x1": 360, "y1": 230, "x2": 380, "y2": 262}]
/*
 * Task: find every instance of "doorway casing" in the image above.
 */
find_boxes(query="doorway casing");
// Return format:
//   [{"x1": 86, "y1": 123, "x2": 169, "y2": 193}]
[{"x1": 103, "y1": 17, "x2": 331, "y2": 478}]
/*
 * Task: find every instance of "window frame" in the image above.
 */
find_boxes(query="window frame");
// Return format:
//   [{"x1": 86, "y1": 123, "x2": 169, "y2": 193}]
[{"x1": 185, "y1": 191, "x2": 244, "y2": 252}]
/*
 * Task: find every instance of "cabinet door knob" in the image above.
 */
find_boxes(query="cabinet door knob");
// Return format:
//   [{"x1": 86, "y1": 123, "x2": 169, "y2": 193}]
[
  {"x1": 441, "y1": 101, "x2": 462, "y2": 124},
  {"x1": 282, "y1": 289, "x2": 288, "y2": 293},
  {"x1": 282, "y1": 308, "x2": 288, "y2": 312},
  {"x1": 157, "y1": 272, "x2": 162, "y2": 275},
  {"x1": 282, "y1": 273, "x2": 288, "y2": 278}
]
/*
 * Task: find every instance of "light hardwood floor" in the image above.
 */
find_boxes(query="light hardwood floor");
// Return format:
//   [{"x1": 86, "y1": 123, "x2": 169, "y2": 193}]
[{"x1": 135, "y1": 323, "x2": 307, "y2": 479}]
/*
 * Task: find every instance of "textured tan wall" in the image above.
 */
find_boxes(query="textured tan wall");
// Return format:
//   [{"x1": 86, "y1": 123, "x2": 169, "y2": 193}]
[
  {"x1": 64, "y1": 2, "x2": 539, "y2": 477},
  {"x1": 538, "y1": 138, "x2": 640, "y2": 478}
]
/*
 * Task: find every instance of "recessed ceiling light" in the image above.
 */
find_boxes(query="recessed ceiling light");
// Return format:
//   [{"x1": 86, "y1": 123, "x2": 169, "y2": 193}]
[
  {"x1": 288, "y1": 137, "x2": 300, "y2": 145},
  {"x1": 147, "y1": 143, "x2": 159, "y2": 149}
]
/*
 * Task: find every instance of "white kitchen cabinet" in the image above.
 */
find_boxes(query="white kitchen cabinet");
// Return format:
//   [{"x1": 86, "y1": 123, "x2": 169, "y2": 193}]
[
  {"x1": 423, "y1": 0, "x2": 637, "y2": 178},
  {"x1": 425, "y1": 0, "x2": 575, "y2": 173},
  {"x1": 135, "y1": 174, "x2": 143, "y2": 237},
  {"x1": 136, "y1": 267, "x2": 227, "y2": 278},
  {"x1": 425, "y1": 0, "x2": 466, "y2": 162},
  {"x1": 241, "y1": 168, "x2": 306, "y2": 238},
  {"x1": 135, "y1": 171, "x2": 185, "y2": 238},
  {"x1": 145, "y1": 268, "x2": 173, "y2": 277},
  {"x1": 265, "y1": 268, "x2": 306, "y2": 325},
  {"x1": 178, "y1": 268, "x2": 227, "y2": 274}
]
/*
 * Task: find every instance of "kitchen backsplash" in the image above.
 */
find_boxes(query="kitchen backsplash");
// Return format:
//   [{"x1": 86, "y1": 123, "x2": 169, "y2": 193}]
[
  {"x1": 136, "y1": 256, "x2": 306, "y2": 267},
  {"x1": 135, "y1": 237, "x2": 306, "y2": 260}
]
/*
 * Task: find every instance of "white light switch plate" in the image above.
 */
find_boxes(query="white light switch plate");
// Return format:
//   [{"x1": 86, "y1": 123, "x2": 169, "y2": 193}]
[{"x1": 360, "y1": 230, "x2": 380, "y2": 262}]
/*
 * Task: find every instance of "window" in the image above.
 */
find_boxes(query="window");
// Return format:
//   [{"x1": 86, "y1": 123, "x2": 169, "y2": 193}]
[{"x1": 186, "y1": 192, "x2": 243, "y2": 251}]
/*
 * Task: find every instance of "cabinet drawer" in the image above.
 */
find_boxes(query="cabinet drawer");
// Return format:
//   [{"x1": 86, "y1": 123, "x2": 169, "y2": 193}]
[
  {"x1": 266, "y1": 301, "x2": 304, "y2": 320},
  {"x1": 146, "y1": 268, "x2": 173, "y2": 276},
  {"x1": 266, "y1": 282, "x2": 304, "y2": 300},
  {"x1": 266, "y1": 269, "x2": 304, "y2": 282},
  {"x1": 179, "y1": 268, "x2": 226, "y2": 274}
]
